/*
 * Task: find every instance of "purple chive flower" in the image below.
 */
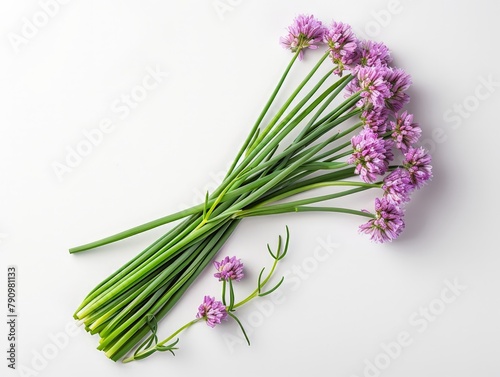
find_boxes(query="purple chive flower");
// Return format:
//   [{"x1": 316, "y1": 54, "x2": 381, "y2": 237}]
[
  {"x1": 382, "y1": 168, "x2": 414, "y2": 204},
  {"x1": 348, "y1": 128, "x2": 394, "y2": 183},
  {"x1": 213, "y1": 256, "x2": 244, "y2": 282},
  {"x1": 196, "y1": 296, "x2": 227, "y2": 328},
  {"x1": 356, "y1": 40, "x2": 392, "y2": 69},
  {"x1": 361, "y1": 106, "x2": 389, "y2": 135},
  {"x1": 347, "y1": 66, "x2": 391, "y2": 109},
  {"x1": 323, "y1": 21, "x2": 358, "y2": 75},
  {"x1": 390, "y1": 111, "x2": 422, "y2": 151},
  {"x1": 359, "y1": 197, "x2": 405, "y2": 243},
  {"x1": 403, "y1": 147, "x2": 433, "y2": 189},
  {"x1": 384, "y1": 68, "x2": 412, "y2": 113},
  {"x1": 280, "y1": 14, "x2": 326, "y2": 60}
]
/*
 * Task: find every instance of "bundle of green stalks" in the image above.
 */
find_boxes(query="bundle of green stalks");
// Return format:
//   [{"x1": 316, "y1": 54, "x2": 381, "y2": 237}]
[{"x1": 71, "y1": 50, "x2": 381, "y2": 361}]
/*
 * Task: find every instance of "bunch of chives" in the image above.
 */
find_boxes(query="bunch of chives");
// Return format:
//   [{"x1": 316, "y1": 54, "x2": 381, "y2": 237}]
[{"x1": 70, "y1": 15, "x2": 431, "y2": 361}]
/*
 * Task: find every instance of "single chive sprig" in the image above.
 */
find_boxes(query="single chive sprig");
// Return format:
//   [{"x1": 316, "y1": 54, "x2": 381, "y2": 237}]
[{"x1": 123, "y1": 227, "x2": 290, "y2": 362}]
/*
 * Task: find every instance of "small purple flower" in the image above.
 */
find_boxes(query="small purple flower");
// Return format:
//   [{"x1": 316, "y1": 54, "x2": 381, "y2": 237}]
[
  {"x1": 280, "y1": 14, "x2": 326, "y2": 60},
  {"x1": 213, "y1": 256, "x2": 244, "y2": 282},
  {"x1": 196, "y1": 296, "x2": 227, "y2": 328},
  {"x1": 390, "y1": 111, "x2": 422, "y2": 151},
  {"x1": 382, "y1": 169, "x2": 414, "y2": 204},
  {"x1": 347, "y1": 66, "x2": 391, "y2": 109},
  {"x1": 384, "y1": 68, "x2": 412, "y2": 113},
  {"x1": 323, "y1": 21, "x2": 358, "y2": 75},
  {"x1": 348, "y1": 128, "x2": 394, "y2": 183},
  {"x1": 359, "y1": 197, "x2": 405, "y2": 243},
  {"x1": 360, "y1": 106, "x2": 389, "y2": 135},
  {"x1": 403, "y1": 147, "x2": 432, "y2": 189},
  {"x1": 356, "y1": 40, "x2": 392, "y2": 69}
]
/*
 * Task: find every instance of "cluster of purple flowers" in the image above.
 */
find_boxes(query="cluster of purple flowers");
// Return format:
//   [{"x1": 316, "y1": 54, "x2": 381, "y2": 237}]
[
  {"x1": 281, "y1": 15, "x2": 432, "y2": 243},
  {"x1": 196, "y1": 256, "x2": 244, "y2": 327}
]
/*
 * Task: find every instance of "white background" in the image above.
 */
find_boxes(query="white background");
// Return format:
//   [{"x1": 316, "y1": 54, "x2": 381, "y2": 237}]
[{"x1": 1, "y1": 1, "x2": 499, "y2": 376}]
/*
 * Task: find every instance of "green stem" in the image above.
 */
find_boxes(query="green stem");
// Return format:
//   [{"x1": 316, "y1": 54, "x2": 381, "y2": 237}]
[
  {"x1": 254, "y1": 181, "x2": 380, "y2": 208},
  {"x1": 247, "y1": 51, "x2": 330, "y2": 154},
  {"x1": 227, "y1": 312, "x2": 250, "y2": 346},
  {"x1": 291, "y1": 206, "x2": 376, "y2": 218},
  {"x1": 122, "y1": 318, "x2": 200, "y2": 363},
  {"x1": 233, "y1": 256, "x2": 279, "y2": 309},
  {"x1": 69, "y1": 205, "x2": 203, "y2": 254},
  {"x1": 221, "y1": 280, "x2": 227, "y2": 306},
  {"x1": 225, "y1": 51, "x2": 300, "y2": 178},
  {"x1": 236, "y1": 186, "x2": 374, "y2": 218}
]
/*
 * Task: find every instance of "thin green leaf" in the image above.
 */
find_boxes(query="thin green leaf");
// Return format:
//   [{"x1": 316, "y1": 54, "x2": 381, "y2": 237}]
[
  {"x1": 229, "y1": 278, "x2": 235, "y2": 310},
  {"x1": 203, "y1": 191, "x2": 209, "y2": 219},
  {"x1": 144, "y1": 314, "x2": 158, "y2": 348},
  {"x1": 279, "y1": 226, "x2": 290, "y2": 260},
  {"x1": 259, "y1": 276, "x2": 285, "y2": 297},
  {"x1": 221, "y1": 279, "x2": 227, "y2": 306},
  {"x1": 276, "y1": 235, "x2": 282, "y2": 260},
  {"x1": 132, "y1": 348, "x2": 156, "y2": 361},
  {"x1": 228, "y1": 312, "x2": 250, "y2": 346},
  {"x1": 301, "y1": 162, "x2": 347, "y2": 171},
  {"x1": 266, "y1": 244, "x2": 276, "y2": 260},
  {"x1": 257, "y1": 267, "x2": 266, "y2": 294},
  {"x1": 246, "y1": 128, "x2": 260, "y2": 155},
  {"x1": 156, "y1": 338, "x2": 180, "y2": 354}
]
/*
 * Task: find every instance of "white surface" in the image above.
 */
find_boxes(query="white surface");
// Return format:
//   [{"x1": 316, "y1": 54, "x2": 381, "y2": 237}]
[{"x1": 1, "y1": 1, "x2": 499, "y2": 376}]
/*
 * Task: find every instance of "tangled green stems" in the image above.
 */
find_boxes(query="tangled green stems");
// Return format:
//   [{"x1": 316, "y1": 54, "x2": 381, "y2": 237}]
[
  {"x1": 122, "y1": 227, "x2": 290, "y2": 363},
  {"x1": 71, "y1": 49, "x2": 381, "y2": 361}
]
